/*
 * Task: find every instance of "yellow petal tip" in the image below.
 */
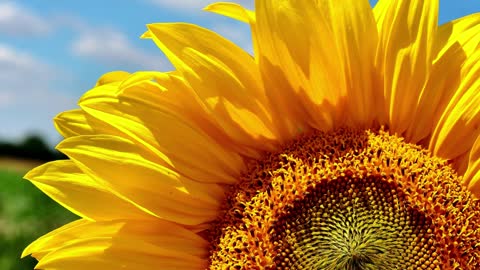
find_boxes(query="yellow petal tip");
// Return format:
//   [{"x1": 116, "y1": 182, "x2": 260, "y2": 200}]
[
  {"x1": 140, "y1": 29, "x2": 153, "y2": 39},
  {"x1": 20, "y1": 248, "x2": 31, "y2": 259},
  {"x1": 23, "y1": 164, "x2": 42, "y2": 182},
  {"x1": 202, "y1": 2, "x2": 250, "y2": 23},
  {"x1": 202, "y1": 3, "x2": 214, "y2": 11},
  {"x1": 94, "y1": 71, "x2": 130, "y2": 87}
]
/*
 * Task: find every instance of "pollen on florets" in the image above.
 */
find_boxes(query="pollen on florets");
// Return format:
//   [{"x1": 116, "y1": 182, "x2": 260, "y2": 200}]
[{"x1": 207, "y1": 128, "x2": 480, "y2": 270}]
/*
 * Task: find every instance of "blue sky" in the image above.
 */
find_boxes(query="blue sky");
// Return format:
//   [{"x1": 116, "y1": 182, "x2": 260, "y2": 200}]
[{"x1": 0, "y1": 0, "x2": 479, "y2": 145}]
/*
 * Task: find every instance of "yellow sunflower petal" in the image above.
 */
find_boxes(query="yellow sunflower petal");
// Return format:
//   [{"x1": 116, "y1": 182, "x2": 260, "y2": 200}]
[
  {"x1": 119, "y1": 71, "x2": 230, "y2": 145},
  {"x1": 119, "y1": 78, "x2": 247, "y2": 181},
  {"x1": 464, "y1": 135, "x2": 480, "y2": 196},
  {"x1": 206, "y1": 2, "x2": 303, "y2": 140},
  {"x1": 54, "y1": 110, "x2": 94, "y2": 138},
  {"x1": 204, "y1": 2, "x2": 261, "y2": 68},
  {"x1": 434, "y1": 13, "x2": 480, "y2": 59},
  {"x1": 54, "y1": 72, "x2": 132, "y2": 138},
  {"x1": 57, "y1": 135, "x2": 224, "y2": 225},
  {"x1": 255, "y1": 0, "x2": 378, "y2": 134},
  {"x1": 203, "y1": 2, "x2": 254, "y2": 23},
  {"x1": 143, "y1": 23, "x2": 278, "y2": 151},
  {"x1": 451, "y1": 150, "x2": 470, "y2": 176},
  {"x1": 374, "y1": 0, "x2": 438, "y2": 134},
  {"x1": 23, "y1": 219, "x2": 90, "y2": 259},
  {"x1": 23, "y1": 219, "x2": 208, "y2": 270},
  {"x1": 54, "y1": 109, "x2": 117, "y2": 139},
  {"x1": 119, "y1": 71, "x2": 266, "y2": 158},
  {"x1": 94, "y1": 71, "x2": 130, "y2": 87},
  {"x1": 25, "y1": 160, "x2": 155, "y2": 221},
  {"x1": 326, "y1": 0, "x2": 379, "y2": 127},
  {"x1": 429, "y1": 49, "x2": 480, "y2": 160},
  {"x1": 79, "y1": 77, "x2": 245, "y2": 184},
  {"x1": 405, "y1": 13, "x2": 480, "y2": 143}
]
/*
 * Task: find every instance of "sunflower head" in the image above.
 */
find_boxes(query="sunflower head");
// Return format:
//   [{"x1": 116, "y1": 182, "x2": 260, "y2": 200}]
[
  {"x1": 22, "y1": 1, "x2": 480, "y2": 269},
  {"x1": 207, "y1": 128, "x2": 480, "y2": 269}
]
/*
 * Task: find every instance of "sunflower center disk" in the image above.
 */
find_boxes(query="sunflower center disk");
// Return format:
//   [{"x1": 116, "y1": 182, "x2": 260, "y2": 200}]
[
  {"x1": 272, "y1": 176, "x2": 433, "y2": 269},
  {"x1": 207, "y1": 129, "x2": 480, "y2": 270}
]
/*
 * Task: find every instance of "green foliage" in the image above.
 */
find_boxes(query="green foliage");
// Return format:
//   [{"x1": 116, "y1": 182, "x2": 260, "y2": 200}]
[
  {"x1": 0, "y1": 134, "x2": 66, "y2": 161},
  {"x1": 0, "y1": 169, "x2": 77, "y2": 270}
]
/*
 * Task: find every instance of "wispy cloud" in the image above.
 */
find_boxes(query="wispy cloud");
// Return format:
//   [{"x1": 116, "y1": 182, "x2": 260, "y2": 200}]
[
  {"x1": 0, "y1": 43, "x2": 73, "y2": 104},
  {"x1": 0, "y1": 44, "x2": 76, "y2": 143},
  {"x1": 0, "y1": 2, "x2": 51, "y2": 36},
  {"x1": 0, "y1": 44, "x2": 53, "y2": 91},
  {"x1": 71, "y1": 28, "x2": 169, "y2": 70},
  {"x1": 147, "y1": 0, "x2": 254, "y2": 10}
]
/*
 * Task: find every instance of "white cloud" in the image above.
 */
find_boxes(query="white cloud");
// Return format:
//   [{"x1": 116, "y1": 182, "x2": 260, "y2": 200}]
[
  {"x1": 71, "y1": 28, "x2": 169, "y2": 70},
  {"x1": 0, "y1": 91, "x2": 14, "y2": 107},
  {"x1": 0, "y1": 44, "x2": 77, "y2": 144},
  {"x1": 0, "y1": 44, "x2": 54, "y2": 89},
  {"x1": 148, "y1": 0, "x2": 254, "y2": 10},
  {"x1": 0, "y1": 2, "x2": 51, "y2": 36}
]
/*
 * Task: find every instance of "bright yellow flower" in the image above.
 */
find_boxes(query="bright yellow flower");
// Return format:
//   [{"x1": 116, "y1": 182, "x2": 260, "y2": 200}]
[{"x1": 23, "y1": 0, "x2": 480, "y2": 269}]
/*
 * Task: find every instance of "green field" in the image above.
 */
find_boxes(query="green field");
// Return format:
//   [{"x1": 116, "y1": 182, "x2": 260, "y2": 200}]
[{"x1": 0, "y1": 167, "x2": 77, "y2": 270}]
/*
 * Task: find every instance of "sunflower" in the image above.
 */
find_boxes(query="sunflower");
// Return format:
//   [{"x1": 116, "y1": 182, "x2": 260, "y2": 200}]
[{"x1": 23, "y1": 0, "x2": 480, "y2": 269}]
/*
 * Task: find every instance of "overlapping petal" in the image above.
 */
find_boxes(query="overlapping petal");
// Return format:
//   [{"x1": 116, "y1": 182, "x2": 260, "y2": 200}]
[
  {"x1": 78, "y1": 74, "x2": 245, "y2": 184},
  {"x1": 143, "y1": 23, "x2": 279, "y2": 152},
  {"x1": 434, "y1": 13, "x2": 480, "y2": 59},
  {"x1": 204, "y1": 2, "x2": 259, "y2": 60},
  {"x1": 23, "y1": 219, "x2": 208, "y2": 270},
  {"x1": 54, "y1": 110, "x2": 94, "y2": 138},
  {"x1": 374, "y1": 0, "x2": 438, "y2": 134},
  {"x1": 429, "y1": 49, "x2": 480, "y2": 161},
  {"x1": 57, "y1": 135, "x2": 225, "y2": 225},
  {"x1": 54, "y1": 71, "x2": 131, "y2": 138},
  {"x1": 25, "y1": 160, "x2": 156, "y2": 221},
  {"x1": 405, "y1": 13, "x2": 480, "y2": 144},
  {"x1": 464, "y1": 136, "x2": 480, "y2": 195},
  {"x1": 255, "y1": 0, "x2": 379, "y2": 138},
  {"x1": 207, "y1": 1, "x2": 309, "y2": 139},
  {"x1": 94, "y1": 71, "x2": 131, "y2": 87}
]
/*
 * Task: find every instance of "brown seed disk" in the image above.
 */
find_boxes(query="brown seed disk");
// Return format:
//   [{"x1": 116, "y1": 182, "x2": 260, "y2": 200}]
[{"x1": 207, "y1": 128, "x2": 480, "y2": 270}]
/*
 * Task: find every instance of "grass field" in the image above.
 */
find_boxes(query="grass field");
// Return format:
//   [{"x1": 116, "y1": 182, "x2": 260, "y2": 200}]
[{"x1": 0, "y1": 164, "x2": 77, "y2": 270}]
